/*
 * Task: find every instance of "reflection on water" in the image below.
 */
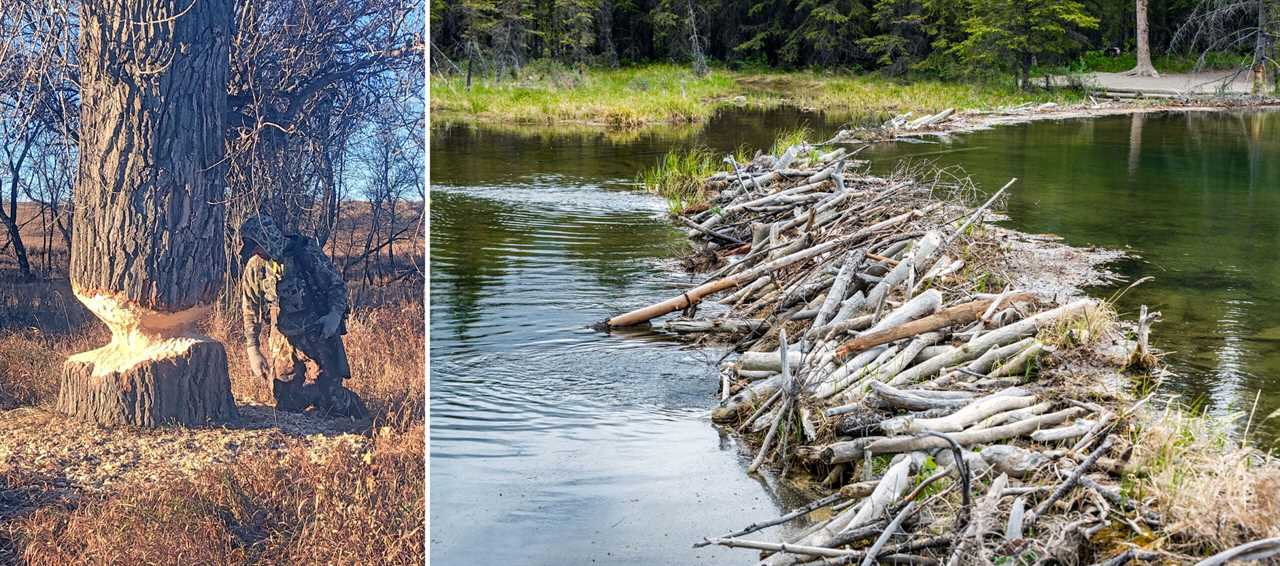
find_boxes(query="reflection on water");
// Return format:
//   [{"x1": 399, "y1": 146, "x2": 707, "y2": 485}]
[
  {"x1": 429, "y1": 109, "x2": 845, "y2": 565},
  {"x1": 431, "y1": 107, "x2": 1280, "y2": 565},
  {"x1": 867, "y1": 110, "x2": 1280, "y2": 442}
]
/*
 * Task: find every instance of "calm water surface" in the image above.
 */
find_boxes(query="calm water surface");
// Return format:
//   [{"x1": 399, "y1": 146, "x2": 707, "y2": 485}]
[{"x1": 430, "y1": 108, "x2": 1280, "y2": 565}]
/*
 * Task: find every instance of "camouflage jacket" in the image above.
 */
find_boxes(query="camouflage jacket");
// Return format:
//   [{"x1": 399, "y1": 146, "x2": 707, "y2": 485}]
[{"x1": 241, "y1": 235, "x2": 349, "y2": 351}]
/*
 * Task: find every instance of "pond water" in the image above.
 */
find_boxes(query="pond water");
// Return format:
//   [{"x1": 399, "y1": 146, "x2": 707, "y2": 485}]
[{"x1": 430, "y1": 108, "x2": 1280, "y2": 565}]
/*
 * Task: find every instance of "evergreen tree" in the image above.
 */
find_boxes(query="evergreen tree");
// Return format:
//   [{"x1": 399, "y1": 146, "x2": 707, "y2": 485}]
[{"x1": 953, "y1": 0, "x2": 1098, "y2": 88}]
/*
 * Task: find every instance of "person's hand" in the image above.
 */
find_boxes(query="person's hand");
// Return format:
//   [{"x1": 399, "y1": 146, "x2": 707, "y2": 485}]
[
  {"x1": 247, "y1": 347, "x2": 268, "y2": 382},
  {"x1": 320, "y1": 311, "x2": 342, "y2": 338}
]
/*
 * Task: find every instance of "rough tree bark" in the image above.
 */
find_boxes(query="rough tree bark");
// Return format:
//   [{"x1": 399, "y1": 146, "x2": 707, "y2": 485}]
[
  {"x1": 1126, "y1": 0, "x2": 1159, "y2": 77},
  {"x1": 59, "y1": 0, "x2": 237, "y2": 427}
]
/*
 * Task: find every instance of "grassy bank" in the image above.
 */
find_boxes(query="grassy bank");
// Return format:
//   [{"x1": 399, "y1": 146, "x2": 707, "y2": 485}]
[{"x1": 430, "y1": 63, "x2": 1083, "y2": 128}]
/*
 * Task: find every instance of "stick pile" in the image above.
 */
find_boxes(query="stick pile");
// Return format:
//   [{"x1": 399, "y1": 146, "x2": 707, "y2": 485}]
[{"x1": 609, "y1": 141, "x2": 1164, "y2": 565}]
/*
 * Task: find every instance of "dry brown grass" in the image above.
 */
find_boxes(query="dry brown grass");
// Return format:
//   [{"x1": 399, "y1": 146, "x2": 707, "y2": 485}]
[
  {"x1": 0, "y1": 255, "x2": 424, "y2": 564},
  {"x1": 10, "y1": 424, "x2": 423, "y2": 565},
  {"x1": 1125, "y1": 406, "x2": 1280, "y2": 557}
]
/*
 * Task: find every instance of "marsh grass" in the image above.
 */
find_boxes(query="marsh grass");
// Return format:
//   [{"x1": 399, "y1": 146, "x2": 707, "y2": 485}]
[
  {"x1": 431, "y1": 63, "x2": 739, "y2": 126},
  {"x1": 432, "y1": 63, "x2": 1086, "y2": 129},
  {"x1": 638, "y1": 146, "x2": 722, "y2": 213}
]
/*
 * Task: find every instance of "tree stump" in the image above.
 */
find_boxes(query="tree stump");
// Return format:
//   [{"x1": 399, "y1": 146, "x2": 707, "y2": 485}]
[
  {"x1": 58, "y1": 296, "x2": 236, "y2": 426},
  {"x1": 60, "y1": 0, "x2": 236, "y2": 426}
]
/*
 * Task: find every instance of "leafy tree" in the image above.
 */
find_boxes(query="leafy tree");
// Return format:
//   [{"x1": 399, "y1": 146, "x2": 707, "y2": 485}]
[{"x1": 953, "y1": 0, "x2": 1099, "y2": 88}]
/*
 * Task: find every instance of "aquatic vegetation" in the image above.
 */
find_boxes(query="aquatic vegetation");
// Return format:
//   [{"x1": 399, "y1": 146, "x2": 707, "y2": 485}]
[{"x1": 638, "y1": 146, "x2": 722, "y2": 214}]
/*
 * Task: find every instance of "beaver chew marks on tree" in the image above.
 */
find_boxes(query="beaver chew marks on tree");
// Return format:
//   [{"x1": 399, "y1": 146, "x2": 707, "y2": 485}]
[{"x1": 58, "y1": 0, "x2": 237, "y2": 426}]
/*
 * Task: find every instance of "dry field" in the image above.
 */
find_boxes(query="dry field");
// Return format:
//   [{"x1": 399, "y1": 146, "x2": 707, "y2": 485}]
[{"x1": 0, "y1": 211, "x2": 425, "y2": 565}]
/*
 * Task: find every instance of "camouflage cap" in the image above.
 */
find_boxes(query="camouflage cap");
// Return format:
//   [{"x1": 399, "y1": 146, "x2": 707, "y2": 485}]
[{"x1": 239, "y1": 213, "x2": 286, "y2": 261}]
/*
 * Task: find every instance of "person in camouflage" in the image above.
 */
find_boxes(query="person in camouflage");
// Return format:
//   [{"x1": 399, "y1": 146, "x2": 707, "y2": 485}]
[{"x1": 239, "y1": 213, "x2": 368, "y2": 419}]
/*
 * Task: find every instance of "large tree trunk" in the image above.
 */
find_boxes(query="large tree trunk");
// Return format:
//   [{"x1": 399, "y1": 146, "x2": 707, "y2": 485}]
[
  {"x1": 1253, "y1": 0, "x2": 1275, "y2": 95},
  {"x1": 59, "y1": 0, "x2": 237, "y2": 427},
  {"x1": 1127, "y1": 0, "x2": 1159, "y2": 77}
]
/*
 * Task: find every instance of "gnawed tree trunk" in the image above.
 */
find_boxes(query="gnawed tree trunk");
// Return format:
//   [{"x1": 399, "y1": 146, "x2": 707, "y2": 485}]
[{"x1": 59, "y1": 0, "x2": 237, "y2": 427}]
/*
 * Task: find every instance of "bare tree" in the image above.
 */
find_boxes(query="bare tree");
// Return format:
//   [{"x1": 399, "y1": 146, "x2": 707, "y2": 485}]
[
  {"x1": 1127, "y1": 0, "x2": 1160, "y2": 77},
  {"x1": 1174, "y1": 0, "x2": 1279, "y2": 94}
]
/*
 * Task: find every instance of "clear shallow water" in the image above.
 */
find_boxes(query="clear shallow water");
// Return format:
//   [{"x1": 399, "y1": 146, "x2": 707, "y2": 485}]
[
  {"x1": 430, "y1": 108, "x2": 1280, "y2": 565},
  {"x1": 428, "y1": 111, "x2": 837, "y2": 565},
  {"x1": 865, "y1": 110, "x2": 1280, "y2": 443}
]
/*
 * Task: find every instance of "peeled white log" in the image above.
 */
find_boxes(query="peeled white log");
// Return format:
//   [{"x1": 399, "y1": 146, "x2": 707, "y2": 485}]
[
  {"x1": 990, "y1": 341, "x2": 1044, "y2": 378},
  {"x1": 865, "y1": 407, "x2": 1085, "y2": 454},
  {"x1": 863, "y1": 232, "x2": 942, "y2": 314},
  {"x1": 867, "y1": 380, "x2": 978, "y2": 411},
  {"x1": 866, "y1": 289, "x2": 943, "y2": 335},
  {"x1": 821, "y1": 436, "x2": 886, "y2": 465},
  {"x1": 762, "y1": 453, "x2": 921, "y2": 566},
  {"x1": 712, "y1": 375, "x2": 782, "y2": 423},
  {"x1": 812, "y1": 345, "x2": 891, "y2": 399},
  {"x1": 810, "y1": 250, "x2": 865, "y2": 333},
  {"x1": 888, "y1": 299, "x2": 1094, "y2": 385},
  {"x1": 658, "y1": 319, "x2": 766, "y2": 333},
  {"x1": 971, "y1": 400, "x2": 1053, "y2": 430},
  {"x1": 872, "y1": 332, "x2": 942, "y2": 382},
  {"x1": 737, "y1": 369, "x2": 777, "y2": 381},
  {"x1": 739, "y1": 351, "x2": 803, "y2": 372},
  {"x1": 881, "y1": 393, "x2": 1037, "y2": 435},
  {"x1": 965, "y1": 337, "x2": 1035, "y2": 374},
  {"x1": 1030, "y1": 419, "x2": 1096, "y2": 443}
]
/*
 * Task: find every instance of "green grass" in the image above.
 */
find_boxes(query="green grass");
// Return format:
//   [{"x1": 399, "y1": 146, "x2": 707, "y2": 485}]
[
  {"x1": 1039, "y1": 49, "x2": 1252, "y2": 76},
  {"x1": 430, "y1": 63, "x2": 741, "y2": 126},
  {"x1": 638, "y1": 146, "x2": 722, "y2": 213},
  {"x1": 431, "y1": 62, "x2": 1085, "y2": 128}
]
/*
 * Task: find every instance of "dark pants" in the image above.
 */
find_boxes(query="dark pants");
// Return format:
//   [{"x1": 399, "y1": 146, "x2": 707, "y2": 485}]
[{"x1": 270, "y1": 333, "x2": 368, "y2": 419}]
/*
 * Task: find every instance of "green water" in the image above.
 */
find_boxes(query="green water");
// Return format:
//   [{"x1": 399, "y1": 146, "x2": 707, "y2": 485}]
[
  {"x1": 430, "y1": 108, "x2": 1280, "y2": 565},
  {"x1": 867, "y1": 111, "x2": 1280, "y2": 443}
]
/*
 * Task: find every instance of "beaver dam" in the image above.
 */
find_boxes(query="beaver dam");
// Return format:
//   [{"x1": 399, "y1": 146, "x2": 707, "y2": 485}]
[{"x1": 605, "y1": 134, "x2": 1280, "y2": 565}]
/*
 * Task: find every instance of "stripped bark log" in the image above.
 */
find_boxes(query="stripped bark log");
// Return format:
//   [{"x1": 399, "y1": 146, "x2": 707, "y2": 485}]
[
  {"x1": 866, "y1": 407, "x2": 1085, "y2": 454},
  {"x1": 836, "y1": 293, "x2": 1032, "y2": 359},
  {"x1": 888, "y1": 300, "x2": 1094, "y2": 385}
]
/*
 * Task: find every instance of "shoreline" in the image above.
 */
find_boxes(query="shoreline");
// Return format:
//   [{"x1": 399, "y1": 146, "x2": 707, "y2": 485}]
[{"x1": 606, "y1": 134, "x2": 1280, "y2": 562}]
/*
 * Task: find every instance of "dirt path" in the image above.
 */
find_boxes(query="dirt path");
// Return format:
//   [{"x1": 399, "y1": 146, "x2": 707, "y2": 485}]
[{"x1": 1066, "y1": 70, "x2": 1252, "y2": 95}]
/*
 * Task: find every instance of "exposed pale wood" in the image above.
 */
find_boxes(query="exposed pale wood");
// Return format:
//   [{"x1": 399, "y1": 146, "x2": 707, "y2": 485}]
[
  {"x1": 836, "y1": 293, "x2": 1032, "y2": 359},
  {"x1": 888, "y1": 300, "x2": 1094, "y2": 385},
  {"x1": 866, "y1": 407, "x2": 1085, "y2": 454}
]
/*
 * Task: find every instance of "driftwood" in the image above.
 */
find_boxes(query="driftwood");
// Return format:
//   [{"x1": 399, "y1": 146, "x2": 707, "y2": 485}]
[
  {"x1": 835, "y1": 293, "x2": 1032, "y2": 359},
  {"x1": 866, "y1": 407, "x2": 1086, "y2": 454}
]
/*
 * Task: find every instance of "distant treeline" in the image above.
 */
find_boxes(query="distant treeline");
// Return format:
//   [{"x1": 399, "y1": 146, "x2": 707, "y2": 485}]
[{"x1": 430, "y1": 0, "x2": 1271, "y2": 81}]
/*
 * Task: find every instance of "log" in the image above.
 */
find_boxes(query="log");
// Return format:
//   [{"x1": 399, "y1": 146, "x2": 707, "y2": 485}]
[
  {"x1": 811, "y1": 250, "x2": 866, "y2": 333},
  {"x1": 990, "y1": 341, "x2": 1043, "y2": 378},
  {"x1": 882, "y1": 393, "x2": 1038, "y2": 435},
  {"x1": 739, "y1": 351, "x2": 803, "y2": 372},
  {"x1": 971, "y1": 400, "x2": 1053, "y2": 429},
  {"x1": 713, "y1": 375, "x2": 782, "y2": 423},
  {"x1": 836, "y1": 293, "x2": 1033, "y2": 359},
  {"x1": 965, "y1": 337, "x2": 1035, "y2": 374},
  {"x1": 659, "y1": 318, "x2": 766, "y2": 333},
  {"x1": 867, "y1": 381, "x2": 978, "y2": 411},
  {"x1": 1030, "y1": 419, "x2": 1096, "y2": 443},
  {"x1": 888, "y1": 300, "x2": 1094, "y2": 385},
  {"x1": 608, "y1": 232, "x2": 866, "y2": 327},
  {"x1": 865, "y1": 407, "x2": 1085, "y2": 454}
]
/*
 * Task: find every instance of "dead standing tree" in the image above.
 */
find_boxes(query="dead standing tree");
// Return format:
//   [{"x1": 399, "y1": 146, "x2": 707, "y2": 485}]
[
  {"x1": 1173, "y1": 0, "x2": 1280, "y2": 94},
  {"x1": 58, "y1": 0, "x2": 238, "y2": 426}
]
